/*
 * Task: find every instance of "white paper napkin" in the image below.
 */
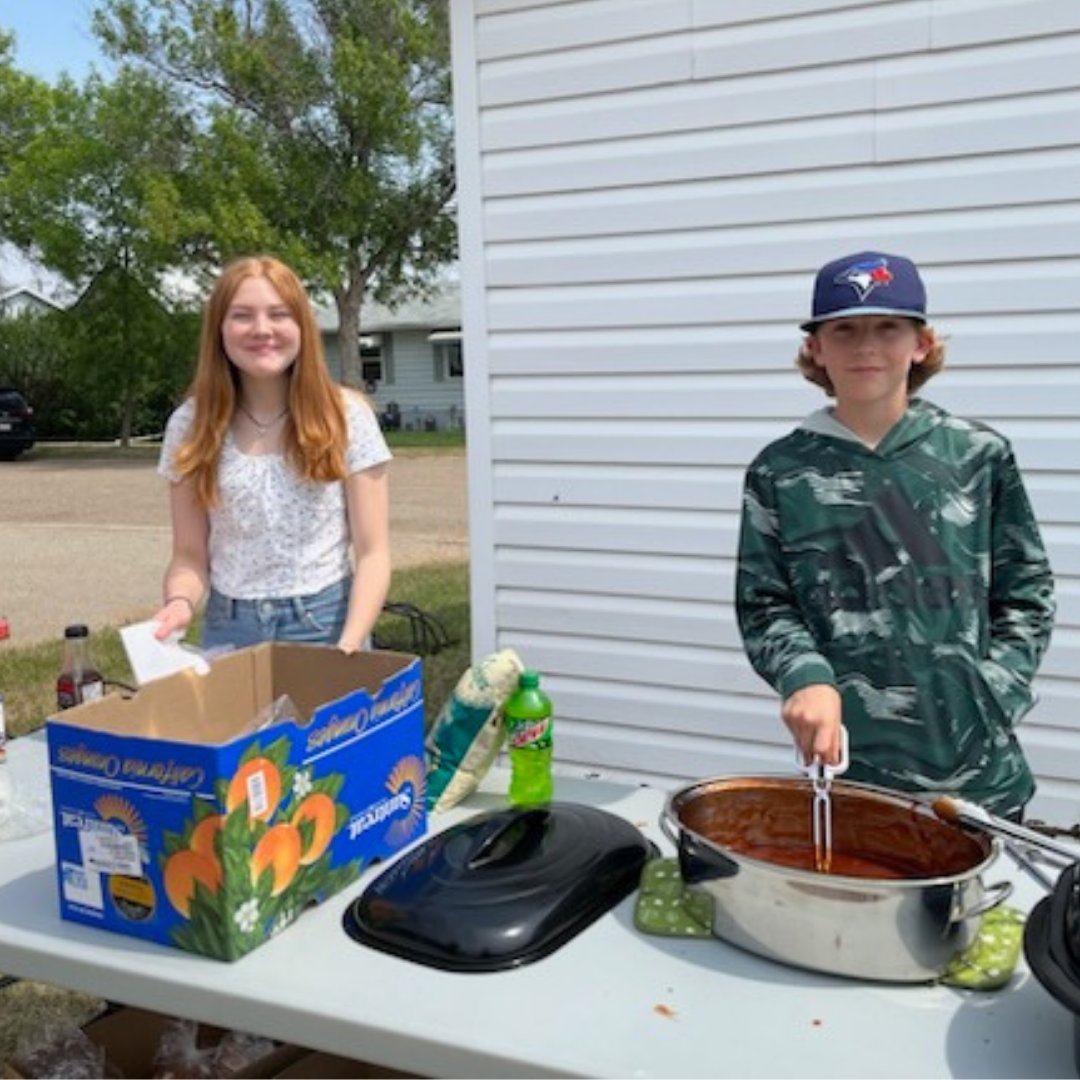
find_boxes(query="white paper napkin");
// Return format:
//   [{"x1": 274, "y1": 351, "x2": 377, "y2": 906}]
[{"x1": 120, "y1": 619, "x2": 210, "y2": 685}]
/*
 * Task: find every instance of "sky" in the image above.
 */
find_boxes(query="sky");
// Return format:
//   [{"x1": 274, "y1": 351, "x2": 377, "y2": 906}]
[{"x1": 1, "y1": 0, "x2": 110, "y2": 82}]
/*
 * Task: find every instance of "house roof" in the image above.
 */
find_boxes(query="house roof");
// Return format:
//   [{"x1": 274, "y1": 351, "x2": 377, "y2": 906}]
[
  {"x1": 0, "y1": 285, "x2": 64, "y2": 313},
  {"x1": 315, "y1": 281, "x2": 460, "y2": 334}
]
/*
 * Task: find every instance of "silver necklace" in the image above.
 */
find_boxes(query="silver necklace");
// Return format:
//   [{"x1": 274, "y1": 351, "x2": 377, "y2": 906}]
[{"x1": 237, "y1": 402, "x2": 288, "y2": 436}]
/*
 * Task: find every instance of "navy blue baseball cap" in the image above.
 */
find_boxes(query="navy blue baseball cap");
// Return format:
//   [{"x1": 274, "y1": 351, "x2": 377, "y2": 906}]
[{"x1": 801, "y1": 251, "x2": 927, "y2": 332}]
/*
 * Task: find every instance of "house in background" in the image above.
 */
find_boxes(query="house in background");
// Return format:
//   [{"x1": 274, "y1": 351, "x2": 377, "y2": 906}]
[
  {"x1": 0, "y1": 285, "x2": 62, "y2": 319},
  {"x1": 318, "y1": 281, "x2": 464, "y2": 432}
]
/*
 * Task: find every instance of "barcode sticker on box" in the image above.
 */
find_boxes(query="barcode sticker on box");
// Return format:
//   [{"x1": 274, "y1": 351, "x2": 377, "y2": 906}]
[
  {"x1": 80, "y1": 829, "x2": 142, "y2": 877},
  {"x1": 247, "y1": 767, "x2": 269, "y2": 819},
  {"x1": 62, "y1": 860, "x2": 103, "y2": 909}
]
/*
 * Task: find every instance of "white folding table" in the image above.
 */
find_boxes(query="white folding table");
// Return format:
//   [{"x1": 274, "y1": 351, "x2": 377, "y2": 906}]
[{"x1": 0, "y1": 733, "x2": 1074, "y2": 1078}]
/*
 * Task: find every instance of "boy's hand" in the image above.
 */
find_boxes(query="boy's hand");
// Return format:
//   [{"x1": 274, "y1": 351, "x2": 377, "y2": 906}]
[{"x1": 782, "y1": 684, "x2": 844, "y2": 766}]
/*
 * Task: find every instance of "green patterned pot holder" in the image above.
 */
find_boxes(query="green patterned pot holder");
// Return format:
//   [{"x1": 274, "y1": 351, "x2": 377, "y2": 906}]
[
  {"x1": 633, "y1": 857, "x2": 714, "y2": 937},
  {"x1": 939, "y1": 904, "x2": 1026, "y2": 990},
  {"x1": 634, "y1": 857, "x2": 1024, "y2": 988}
]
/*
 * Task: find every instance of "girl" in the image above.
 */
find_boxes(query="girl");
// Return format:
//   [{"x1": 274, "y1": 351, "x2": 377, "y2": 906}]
[{"x1": 153, "y1": 255, "x2": 391, "y2": 652}]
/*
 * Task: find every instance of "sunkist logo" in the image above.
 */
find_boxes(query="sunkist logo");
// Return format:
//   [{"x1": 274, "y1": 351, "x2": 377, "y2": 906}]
[
  {"x1": 93, "y1": 793, "x2": 150, "y2": 864},
  {"x1": 347, "y1": 755, "x2": 426, "y2": 843}
]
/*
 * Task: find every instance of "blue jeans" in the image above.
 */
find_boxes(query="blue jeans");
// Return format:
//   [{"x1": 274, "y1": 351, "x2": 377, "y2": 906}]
[{"x1": 201, "y1": 577, "x2": 351, "y2": 651}]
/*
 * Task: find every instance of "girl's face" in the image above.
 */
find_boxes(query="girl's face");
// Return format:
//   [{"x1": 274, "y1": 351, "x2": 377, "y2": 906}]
[
  {"x1": 806, "y1": 316, "x2": 931, "y2": 408},
  {"x1": 221, "y1": 275, "x2": 301, "y2": 381}
]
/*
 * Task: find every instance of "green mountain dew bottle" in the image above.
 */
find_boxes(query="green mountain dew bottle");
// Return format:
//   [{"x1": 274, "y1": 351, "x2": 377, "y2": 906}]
[{"x1": 504, "y1": 669, "x2": 554, "y2": 805}]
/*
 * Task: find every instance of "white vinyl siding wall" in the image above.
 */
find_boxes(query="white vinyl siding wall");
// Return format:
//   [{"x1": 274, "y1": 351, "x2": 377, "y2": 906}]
[{"x1": 451, "y1": 0, "x2": 1080, "y2": 821}]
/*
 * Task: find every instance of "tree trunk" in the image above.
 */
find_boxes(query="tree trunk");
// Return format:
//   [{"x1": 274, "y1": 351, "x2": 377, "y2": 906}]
[
  {"x1": 118, "y1": 261, "x2": 132, "y2": 447},
  {"x1": 335, "y1": 271, "x2": 367, "y2": 387},
  {"x1": 119, "y1": 381, "x2": 134, "y2": 447}
]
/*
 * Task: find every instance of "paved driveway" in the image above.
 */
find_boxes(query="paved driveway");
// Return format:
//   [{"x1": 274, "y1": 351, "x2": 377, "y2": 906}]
[{"x1": 0, "y1": 450, "x2": 467, "y2": 646}]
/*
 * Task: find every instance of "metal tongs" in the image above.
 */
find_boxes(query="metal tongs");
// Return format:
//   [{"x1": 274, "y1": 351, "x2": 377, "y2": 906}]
[
  {"x1": 931, "y1": 794, "x2": 1079, "y2": 892},
  {"x1": 796, "y1": 727, "x2": 849, "y2": 873}
]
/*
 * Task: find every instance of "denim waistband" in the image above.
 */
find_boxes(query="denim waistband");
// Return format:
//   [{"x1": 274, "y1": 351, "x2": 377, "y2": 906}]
[
  {"x1": 213, "y1": 594, "x2": 310, "y2": 620},
  {"x1": 209, "y1": 577, "x2": 350, "y2": 618}
]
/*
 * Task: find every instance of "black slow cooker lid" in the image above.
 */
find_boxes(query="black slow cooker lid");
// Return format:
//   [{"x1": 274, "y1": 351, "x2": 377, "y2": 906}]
[
  {"x1": 1025, "y1": 898, "x2": 1080, "y2": 1012},
  {"x1": 1054, "y1": 862, "x2": 1080, "y2": 975},
  {"x1": 342, "y1": 801, "x2": 655, "y2": 972},
  {"x1": 1024, "y1": 862, "x2": 1080, "y2": 1013}
]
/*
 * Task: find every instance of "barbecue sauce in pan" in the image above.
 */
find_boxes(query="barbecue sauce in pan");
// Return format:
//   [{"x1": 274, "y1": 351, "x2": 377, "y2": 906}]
[
  {"x1": 733, "y1": 845, "x2": 912, "y2": 878},
  {"x1": 678, "y1": 779, "x2": 987, "y2": 880}
]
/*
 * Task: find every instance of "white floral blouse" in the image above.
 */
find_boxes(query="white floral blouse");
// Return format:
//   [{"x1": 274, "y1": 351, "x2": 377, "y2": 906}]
[{"x1": 158, "y1": 392, "x2": 391, "y2": 599}]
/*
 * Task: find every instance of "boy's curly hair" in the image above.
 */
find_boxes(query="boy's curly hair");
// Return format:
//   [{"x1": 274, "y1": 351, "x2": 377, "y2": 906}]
[{"x1": 796, "y1": 323, "x2": 947, "y2": 397}]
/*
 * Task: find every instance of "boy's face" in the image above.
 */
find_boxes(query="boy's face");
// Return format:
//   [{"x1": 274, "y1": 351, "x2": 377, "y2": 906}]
[{"x1": 806, "y1": 315, "x2": 932, "y2": 407}]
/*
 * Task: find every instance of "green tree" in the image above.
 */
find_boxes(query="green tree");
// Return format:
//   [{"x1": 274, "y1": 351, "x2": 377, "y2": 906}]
[
  {"x1": 0, "y1": 32, "x2": 51, "y2": 242},
  {"x1": 94, "y1": 0, "x2": 456, "y2": 385},
  {"x1": 0, "y1": 310, "x2": 73, "y2": 435},
  {"x1": 66, "y1": 268, "x2": 198, "y2": 441},
  {"x1": 4, "y1": 69, "x2": 193, "y2": 281},
  {"x1": 1, "y1": 66, "x2": 197, "y2": 442},
  {"x1": 0, "y1": 298, "x2": 196, "y2": 441}
]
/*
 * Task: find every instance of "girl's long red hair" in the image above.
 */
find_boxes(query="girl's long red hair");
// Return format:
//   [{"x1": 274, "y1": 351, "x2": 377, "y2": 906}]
[{"x1": 174, "y1": 255, "x2": 348, "y2": 507}]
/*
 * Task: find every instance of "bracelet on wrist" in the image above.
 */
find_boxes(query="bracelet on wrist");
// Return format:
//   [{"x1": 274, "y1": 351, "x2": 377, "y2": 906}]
[{"x1": 165, "y1": 595, "x2": 195, "y2": 615}]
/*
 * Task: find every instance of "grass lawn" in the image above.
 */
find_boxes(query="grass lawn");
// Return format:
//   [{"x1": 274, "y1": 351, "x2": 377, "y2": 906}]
[{"x1": 0, "y1": 561, "x2": 469, "y2": 736}]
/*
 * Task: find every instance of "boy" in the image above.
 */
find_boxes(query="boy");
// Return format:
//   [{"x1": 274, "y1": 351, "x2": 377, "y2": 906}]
[{"x1": 735, "y1": 251, "x2": 1055, "y2": 818}]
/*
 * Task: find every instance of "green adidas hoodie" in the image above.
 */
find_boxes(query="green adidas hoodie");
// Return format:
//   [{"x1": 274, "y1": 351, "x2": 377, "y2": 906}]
[{"x1": 736, "y1": 398, "x2": 1055, "y2": 816}]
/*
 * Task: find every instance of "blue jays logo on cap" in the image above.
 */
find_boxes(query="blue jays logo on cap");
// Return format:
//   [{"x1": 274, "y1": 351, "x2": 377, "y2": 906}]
[
  {"x1": 835, "y1": 256, "x2": 894, "y2": 301},
  {"x1": 802, "y1": 250, "x2": 927, "y2": 331}
]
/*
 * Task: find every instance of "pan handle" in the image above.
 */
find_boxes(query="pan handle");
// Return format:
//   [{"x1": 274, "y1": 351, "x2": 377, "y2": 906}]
[
  {"x1": 952, "y1": 879, "x2": 1012, "y2": 923},
  {"x1": 659, "y1": 802, "x2": 740, "y2": 883},
  {"x1": 659, "y1": 806, "x2": 681, "y2": 850}
]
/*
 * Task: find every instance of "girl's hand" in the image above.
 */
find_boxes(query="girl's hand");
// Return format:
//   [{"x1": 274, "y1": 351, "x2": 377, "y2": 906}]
[
  {"x1": 153, "y1": 596, "x2": 195, "y2": 640},
  {"x1": 782, "y1": 684, "x2": 844, "y2": 766}
]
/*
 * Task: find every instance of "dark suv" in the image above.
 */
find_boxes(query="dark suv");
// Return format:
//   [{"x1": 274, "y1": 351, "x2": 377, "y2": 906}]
[{"x1": 0, "y1": 388, "x2": 35, "y2": 459}]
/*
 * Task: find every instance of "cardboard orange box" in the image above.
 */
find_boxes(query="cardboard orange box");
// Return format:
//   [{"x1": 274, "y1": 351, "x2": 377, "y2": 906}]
[
  {"x1": 275, "y1": 1049, "x2": 424, "y2": 1078},
  {"x1": 46, "y1": 644, "x2": 426, "y2": 960},
  {"x1": 5, "y1": 1006, "x2": 307, "y2": 1078}
]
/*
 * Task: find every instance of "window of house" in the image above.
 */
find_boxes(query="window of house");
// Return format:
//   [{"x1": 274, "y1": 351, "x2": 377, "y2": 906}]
[
  {"x1": 431, "y1": 334, "x2": 463, "y2": 380},
  {"x1": 360, "y1": 336, "x2": 383, "y2": 384},
  {"x1": 359, "y1": 334, "x2": 394, "y2": 389},
  {"x1": 444, "y1": 341, "x2": 464, "y2": 378}
]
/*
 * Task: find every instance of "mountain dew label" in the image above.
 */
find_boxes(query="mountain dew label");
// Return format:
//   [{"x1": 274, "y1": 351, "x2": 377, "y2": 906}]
[{"x1": 507, "y1": 715, "x2": 552, "y2": 751}]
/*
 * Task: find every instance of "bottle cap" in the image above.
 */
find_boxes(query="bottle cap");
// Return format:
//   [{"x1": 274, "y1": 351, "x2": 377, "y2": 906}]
[
  {"x1": 519, "y1": 669, "x2": 540, "y2": 689},
  {"x1": 64, "y1": 624, "x2": 90, "y2": 638}
]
